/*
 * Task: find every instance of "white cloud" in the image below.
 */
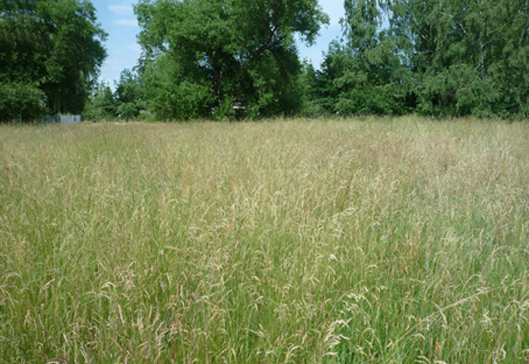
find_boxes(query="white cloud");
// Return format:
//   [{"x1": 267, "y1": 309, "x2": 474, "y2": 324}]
[
  {"x1": 114, "y1": 19, "x2": 138, "y2": 27},
  {"x1": 108, "y1": 4, "x2": 133, "y2": 17}
]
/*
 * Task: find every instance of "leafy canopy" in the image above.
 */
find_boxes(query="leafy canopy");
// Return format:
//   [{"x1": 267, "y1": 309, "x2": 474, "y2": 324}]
[
  {"x1": 0, "y1": 0, "x2": 107, "y2": 119},
  {"x1": 135, "y1": 0, "x2": 328, "y2": 120},
  {"x1": 312, "y1": 0, "x2": 529, "y2": 119},
  {"x1": 315, "y1": 0, "x2": 409, "y2": 116}
]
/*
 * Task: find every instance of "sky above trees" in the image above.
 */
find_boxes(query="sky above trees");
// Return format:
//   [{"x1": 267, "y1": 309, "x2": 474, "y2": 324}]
[{"x1": 91, "y1": 0, "x2": 344, "y2": 87}]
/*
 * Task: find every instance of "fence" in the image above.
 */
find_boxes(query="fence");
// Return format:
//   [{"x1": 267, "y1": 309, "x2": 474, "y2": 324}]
[{"x1": 37, "y1": 115, "x2": 85, "y2": 124}]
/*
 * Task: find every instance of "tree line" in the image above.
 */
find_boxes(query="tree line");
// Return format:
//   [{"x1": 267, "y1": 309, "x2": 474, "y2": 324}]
[
  {"x1": 2, "y1": 0, "x2": 529, "y2": 121},
  {"x1": 315, "y1": 0, "x2": 529, "y2": 119}
]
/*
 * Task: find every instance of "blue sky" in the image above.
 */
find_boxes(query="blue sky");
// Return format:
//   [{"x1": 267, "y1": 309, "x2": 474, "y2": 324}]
[{"x1": 91, "y1": 0, "x2": 345, "y2": 87}]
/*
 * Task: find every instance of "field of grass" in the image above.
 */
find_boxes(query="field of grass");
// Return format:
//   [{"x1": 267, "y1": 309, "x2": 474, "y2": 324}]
[{"x1": 1, "y1": 116, "x2": 529, "y2": 363}]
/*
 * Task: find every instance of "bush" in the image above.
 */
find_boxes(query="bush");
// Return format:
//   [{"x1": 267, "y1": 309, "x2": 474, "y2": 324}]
[{"x1": 0, "y1": 82, "x2": 48, "y2": 122}]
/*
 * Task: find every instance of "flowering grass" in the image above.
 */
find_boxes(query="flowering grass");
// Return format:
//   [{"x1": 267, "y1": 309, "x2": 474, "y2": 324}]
[{"x1": 1, "y1": 116, "x2": 528, "y2": 363}]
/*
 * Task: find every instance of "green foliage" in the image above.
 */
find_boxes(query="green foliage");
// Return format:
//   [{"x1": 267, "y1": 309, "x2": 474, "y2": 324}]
[
  {"x1": 0, "y1": 82, "x2": 48, "y2": 121},
  {"x1": 84, "y1": 69, "x2": 148, "y2": 121},
  {"x1": 391, "y1": 0, "x2": 529, "y2": 118},
  {"x1": 315, "y1": 1, "x2": 409, "y2": 117},
  {"x1": 0, "y1": 0, "x2": 107, "y2": 116},
  {"x1": 135, "y1": 0, "x2": 328, "y2": 120},
  {"x1": 83, "y1": 82, "x2": 116, "y2": 120},
  {"x1": 114, "y1": 69, "x2": 147, "y2": 119},
  {"x1": 309, "y1": 0, "x2": 529, "y2": 119},
  {"x1": 298, "y1": 61, "x2": 325, "y2": 117},
  {"x1": 414, "y1": 64, "x2": 498, "y2": 117},
  {"x1": 142, "y1": 53, "x2": 213, "y2": 120}
]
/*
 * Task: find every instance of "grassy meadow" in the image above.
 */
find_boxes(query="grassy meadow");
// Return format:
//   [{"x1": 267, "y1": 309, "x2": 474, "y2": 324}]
[{"x1": 1, "y1": 116, "x2": 529, "y2": 363}]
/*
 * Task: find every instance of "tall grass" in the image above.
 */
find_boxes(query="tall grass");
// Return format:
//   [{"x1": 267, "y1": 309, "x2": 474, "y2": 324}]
[{"x1": 1, "y1": 117, "x2": 528, "y2": 363}]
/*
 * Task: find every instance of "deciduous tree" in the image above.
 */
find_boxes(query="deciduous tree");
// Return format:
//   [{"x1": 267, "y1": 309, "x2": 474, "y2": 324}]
[
  {"x1": 114, "y1": 69, "x2": 147, "y2": 119},
  {"x1": 135, "y1": 0, "x2": 328, "y2": 120},
  {"x1": 0, "y1": 0, "x2": 107, "y2": 119},
  {"x1": 316, "y1": 0, "x2": 409, "y2": 116}
]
